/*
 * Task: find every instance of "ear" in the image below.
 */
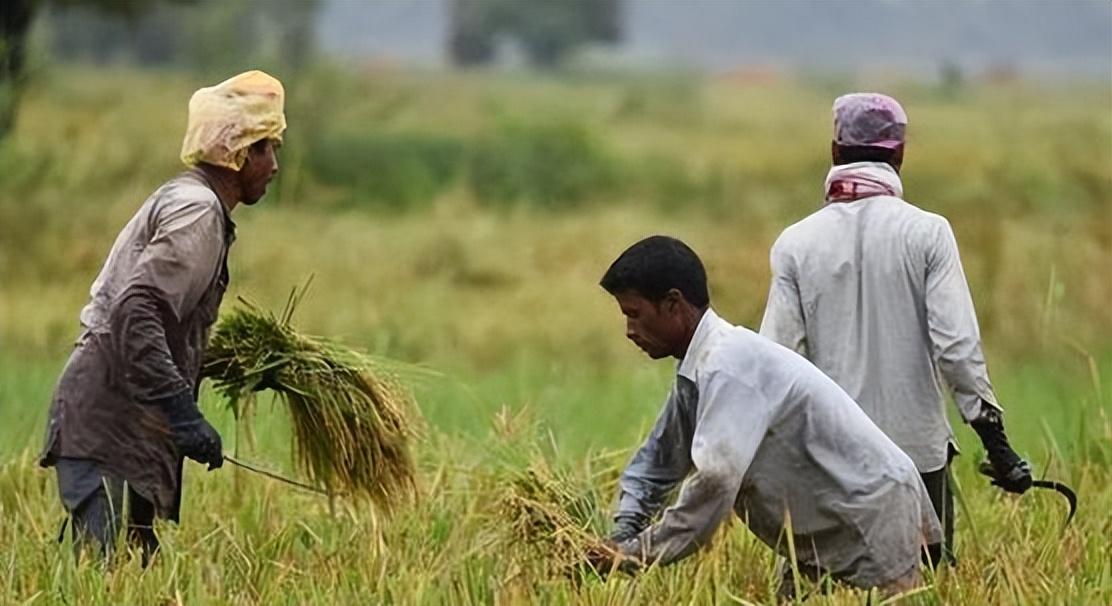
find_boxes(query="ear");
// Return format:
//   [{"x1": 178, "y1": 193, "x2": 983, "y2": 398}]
[
  {"x1": 663, "y1": 288, "x2": 685, "y2": 314},
  {"x1": 891, "y1": 144, "x2": 905, "y2": 173}
]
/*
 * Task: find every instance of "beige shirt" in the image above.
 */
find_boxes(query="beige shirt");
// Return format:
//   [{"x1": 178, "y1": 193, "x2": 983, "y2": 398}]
[
  {"x1": 615, "y1": 309, "x2": 941, "y2": 588},
  {"x1": 760, "y1": 166, "x2": 998, "y2": 472}
]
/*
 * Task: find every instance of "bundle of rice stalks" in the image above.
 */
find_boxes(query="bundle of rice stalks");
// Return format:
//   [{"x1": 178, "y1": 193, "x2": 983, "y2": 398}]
[
  {"x1": 202, "y1": 285, "x2": 420, "y2": 511},
  {"x1": 497, "y1": 454, "x2": 616, "y2": 576}
]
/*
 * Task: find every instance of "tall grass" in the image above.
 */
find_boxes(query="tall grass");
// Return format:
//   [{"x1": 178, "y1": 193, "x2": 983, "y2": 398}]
[{"x1": 0, "y1": 390, "x2": 1109, "y2": 604}]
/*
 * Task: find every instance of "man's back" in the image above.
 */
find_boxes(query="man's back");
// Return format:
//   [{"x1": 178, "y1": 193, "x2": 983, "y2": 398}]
[
  {"x1": 711, "y1": 320, "x2": 931, "y2": 543},
  {"x1": 759, "y1": 95, "x2": 1027, "y2": 566},
  {"x1": 761, "y1": 190, "x2": 994, "y2": 472},
  {"x1": 79, "y1": 173, "x2": 226, "y2": 339}
]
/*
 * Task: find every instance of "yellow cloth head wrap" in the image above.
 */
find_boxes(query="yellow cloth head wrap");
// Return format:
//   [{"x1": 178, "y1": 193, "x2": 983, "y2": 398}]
[{"x1": 180, "y1": 70, "x2": 286, "y2": 171}]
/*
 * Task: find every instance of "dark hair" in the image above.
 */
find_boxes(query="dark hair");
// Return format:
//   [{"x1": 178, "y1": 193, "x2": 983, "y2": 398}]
[
  {"x1": 833, "y1": 144, "x2": 902, "y2": 167},
  {"x1": 600, "y1": 235, "x2": 710, "y2": 307}
]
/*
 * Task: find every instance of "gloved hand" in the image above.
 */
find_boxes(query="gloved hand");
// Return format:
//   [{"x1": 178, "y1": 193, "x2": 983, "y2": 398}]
[
  {"x1": 978, "y1": 459, "x2": 1033, "y2": 494},
  {"x1": 970, "y1": 407, "x2": 1031, "y2": 494},
  {"x1": 158, "y1": 392, "x2": 224, "y2": 470}
]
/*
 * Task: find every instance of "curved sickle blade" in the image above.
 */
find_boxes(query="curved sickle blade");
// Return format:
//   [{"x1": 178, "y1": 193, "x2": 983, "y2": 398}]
[
  {"x1": 1031, "y1": 479, "x2": 1077, "y2": 527},
  {"x1": 978, "y1": 461, "x2": 1077, "y2": 528}
]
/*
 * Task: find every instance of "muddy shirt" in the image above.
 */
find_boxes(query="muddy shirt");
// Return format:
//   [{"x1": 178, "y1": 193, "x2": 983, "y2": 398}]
[
  {"x1": 759, "y1": 179, "x2": 998, "y2": 472},
  {"x1": 40, "y1": 170, "x2": 234, "y2": 519},
  {"x1": 614, "y1": 309, "x2": 941, "y2": 589}
]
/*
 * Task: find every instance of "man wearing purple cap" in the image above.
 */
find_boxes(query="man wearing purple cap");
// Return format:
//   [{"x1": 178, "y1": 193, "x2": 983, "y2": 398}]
[{"x1": 760, "y1": 93, "x2": 1032, "y2": 565}]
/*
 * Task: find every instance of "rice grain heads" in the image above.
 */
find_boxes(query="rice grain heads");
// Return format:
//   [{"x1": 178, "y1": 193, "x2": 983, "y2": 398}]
[
  {"x1": 202, "y1": 289, "x2": 419, "y2": 511},
  {"x1": 490, "y1": 410, "x2": 618, "y2": 577},
  {"x1": 499, "y1": 459, "x2": 612, "y2": 576}
]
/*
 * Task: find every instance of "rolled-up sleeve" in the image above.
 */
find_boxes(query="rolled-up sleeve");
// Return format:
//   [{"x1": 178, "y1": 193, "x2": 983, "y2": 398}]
[
  {"x1": 924, "y1": 218, "x2": 999, "y2": 421},
  {"x1": 760, "y1": 238, "x2": 808, "y2": 356},
  {"x1": 623, "y1": 371, "x2": 769, "y2": 566},
  {"x1": 108, "y1": 202, "x2": 224, "y2": 403}
]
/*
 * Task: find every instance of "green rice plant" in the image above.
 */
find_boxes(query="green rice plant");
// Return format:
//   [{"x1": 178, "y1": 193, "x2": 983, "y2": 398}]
[{"x1": 202, "y1": 284, "x2": 420, "y2": 511}]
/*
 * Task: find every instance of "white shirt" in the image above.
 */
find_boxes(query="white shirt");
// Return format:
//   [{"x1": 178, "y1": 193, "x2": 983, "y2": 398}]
[
  {"x1": 615, "y1": 309, "x2": 941, "y2": 588},
  {"x1": 760, "y1": 165, "x2": 998, "y2": 472}
]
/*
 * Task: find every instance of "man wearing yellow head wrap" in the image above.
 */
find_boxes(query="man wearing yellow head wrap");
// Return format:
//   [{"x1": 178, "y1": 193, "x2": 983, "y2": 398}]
[{"x1": 39, "y1": 70, "x2": 286, "y2": 563}]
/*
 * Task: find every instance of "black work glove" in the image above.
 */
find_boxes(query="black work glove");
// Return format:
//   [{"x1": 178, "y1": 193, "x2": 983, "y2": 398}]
[
  {"x1": 158, "y1": 392, "x2": 224, "y2": 470},
  {"x1": 970, "y1": 407, "x2": 1031, "y2": 494}
]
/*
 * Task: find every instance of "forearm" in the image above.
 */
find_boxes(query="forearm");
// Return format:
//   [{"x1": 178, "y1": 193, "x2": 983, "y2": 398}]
[
  {"x1": 613, "y1": 389, "x2": 695, "y2": 540},
  {"x1": 613, "y1": 461, "x2": 684, "y2": 539},
  {"x1": 618, "y1": 471, "x2": 738, "y2": 567},
  {"x1": 970, "y1": 407, "x2": 1031, "y2": 493},
  {"x1": 619, "y1": 373, "x2": 762, "y2": 567},
  {"x1": 935, "y1": 341, "x2": 998, "y2": 421},
  {"x1": 109, "y1": 286, "x2": 192, "y2": 402}
]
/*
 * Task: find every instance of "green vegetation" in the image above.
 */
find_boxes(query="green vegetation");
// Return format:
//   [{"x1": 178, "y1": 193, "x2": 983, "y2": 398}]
[{"x1": 0, "y1": 67, "x2": 1109, "y2": 604}]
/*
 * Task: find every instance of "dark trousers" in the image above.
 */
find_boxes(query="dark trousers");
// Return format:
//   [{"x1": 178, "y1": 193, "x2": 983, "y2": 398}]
[
  {"x1": 56, "y1": 458, "x2": 159, "y2": 564},
  {"x1": 920, "y1": 463, "x2": 955, "y2": 567}
]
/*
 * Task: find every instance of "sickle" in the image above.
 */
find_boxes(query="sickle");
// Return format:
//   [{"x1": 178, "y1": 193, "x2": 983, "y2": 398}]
[
  {"x1": 979, "y1": 461, "x2": 1077, "y2": 529},
  {"x1": 1030, "y1": 479, "x2": 1077, "y2": 527}
]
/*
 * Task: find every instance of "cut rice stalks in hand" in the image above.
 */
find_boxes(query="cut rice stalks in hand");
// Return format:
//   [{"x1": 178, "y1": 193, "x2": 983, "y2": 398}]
[
  {"x1": 202, "y1": 283, "x2": 421, "y2": 512},
  {"x1": 496, "y1": 451, "x2": 618, "y2": 579}
]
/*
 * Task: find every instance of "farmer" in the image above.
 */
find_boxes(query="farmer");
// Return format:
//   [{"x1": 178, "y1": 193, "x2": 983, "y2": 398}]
[
  {"x1": 594, "y1": 236, "x2": 941, "y2": 597},
  {"x1": 39, "y1": 70, "x2": 285, "y2": 562},
  {"x1": 759, "y1": 93, "x2": 1032, "y2": 565}
]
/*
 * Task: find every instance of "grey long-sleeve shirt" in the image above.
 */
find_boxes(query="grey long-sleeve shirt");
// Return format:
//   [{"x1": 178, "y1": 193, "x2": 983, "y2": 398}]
[
  {"x1": 760, "y1": 178, "x2": 998, "y2": 472},
  {"x1": 615, "y1": 309, "x2": 940, "y2": 589}
]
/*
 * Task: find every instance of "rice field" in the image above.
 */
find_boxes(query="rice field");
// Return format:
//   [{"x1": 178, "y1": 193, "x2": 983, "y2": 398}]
[{"x1": 0, "y1": 67, "x2": 1110, "y2": 604}]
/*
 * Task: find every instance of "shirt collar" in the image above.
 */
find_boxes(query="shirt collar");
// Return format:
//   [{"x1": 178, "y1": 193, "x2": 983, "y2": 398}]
[
  {"x1": 183, "y1": 168, "x2": 237, "y2": 243},
  {"x1": 677, "y1": 307, "x2": 727, "y2": 382}
]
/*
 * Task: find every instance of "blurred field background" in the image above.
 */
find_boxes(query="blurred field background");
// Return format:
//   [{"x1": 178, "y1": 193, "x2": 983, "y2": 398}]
[{"x1": 1, "y1": 1, "x2": 1110, "y2": 604}]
